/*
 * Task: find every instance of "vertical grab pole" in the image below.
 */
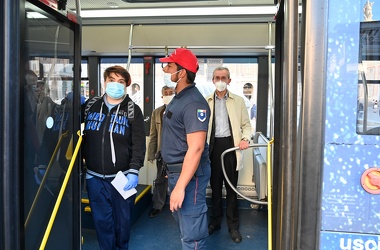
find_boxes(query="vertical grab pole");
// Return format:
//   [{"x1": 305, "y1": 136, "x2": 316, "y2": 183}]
[
  {"x1": 266, "y1": 22, "x2": 275, "y2": 250},
  {"x1": 267, "y1": 22, "x2": 275, "y2": 139},
  {"x1": 267, "y1": 138, "x2": 274, "y2": 250},
  {"x1": 127, "y1": 24, "x2": 134, "y2": 71},
  {"x1": 75, "y1": 0, "x2": 81, "y2": 16}
]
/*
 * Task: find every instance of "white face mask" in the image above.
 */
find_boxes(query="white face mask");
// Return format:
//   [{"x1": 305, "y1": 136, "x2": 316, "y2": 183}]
[
  {"x1": 215, "y1": 81, "x2": 227, "y2": 92},
  {"x1": 163, "y1": 70, "x2": 181, "y2": 88},
  {"x1": 162, "y1": 94, "x2": 175, "y2": 105}
]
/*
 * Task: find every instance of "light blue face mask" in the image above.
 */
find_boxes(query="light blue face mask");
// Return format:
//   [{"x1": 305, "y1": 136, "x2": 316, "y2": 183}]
[
  {"x1": 163, "y1": 70, "x2": 181, "y2": 88},
  {"x1": 106, "y1": 82, "x2": 125, "y2": 99}
]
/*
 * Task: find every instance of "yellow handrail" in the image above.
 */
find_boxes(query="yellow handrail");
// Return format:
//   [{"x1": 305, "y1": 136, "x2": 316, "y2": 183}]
[
  {"x1": 39, "y1": 131, "x2": 82, "y2": 250},
  {"x1": 267, "y1": 138, "x2": 274, "y2": 250},
  {"x1": 25, "y1": 130, "x2": 69, "y2": 228}
]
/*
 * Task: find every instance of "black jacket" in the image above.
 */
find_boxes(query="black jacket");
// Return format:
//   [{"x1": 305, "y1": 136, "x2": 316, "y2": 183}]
[{"x1": 81, "y1": 95, "x2": 146, "y2": 176}]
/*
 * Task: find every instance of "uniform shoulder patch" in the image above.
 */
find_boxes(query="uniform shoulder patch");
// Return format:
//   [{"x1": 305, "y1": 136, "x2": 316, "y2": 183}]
[{"x1": 197, "y1": 109, "x2": 207, "y2": 122}]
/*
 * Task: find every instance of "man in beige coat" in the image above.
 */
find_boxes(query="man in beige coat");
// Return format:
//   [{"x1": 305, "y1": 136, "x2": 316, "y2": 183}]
[{"x1": 206, "y1": 66, "x2": 252, "y2": 243}]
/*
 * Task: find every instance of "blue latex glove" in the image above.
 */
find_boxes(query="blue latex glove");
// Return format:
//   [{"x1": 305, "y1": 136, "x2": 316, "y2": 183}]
[{"x1": 123, "y1": 174, "x2": 138, "y2": 190}]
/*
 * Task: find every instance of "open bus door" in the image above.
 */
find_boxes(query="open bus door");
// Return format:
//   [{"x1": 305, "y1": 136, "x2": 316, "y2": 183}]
[{"x1": 22, "y1": 1, "x2": 82, "y2": 249}]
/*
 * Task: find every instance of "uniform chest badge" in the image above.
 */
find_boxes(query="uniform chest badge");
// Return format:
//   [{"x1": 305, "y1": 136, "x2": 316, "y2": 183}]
[{"x1": 197, "y1": 109, "x2": 207, "y2": 122}]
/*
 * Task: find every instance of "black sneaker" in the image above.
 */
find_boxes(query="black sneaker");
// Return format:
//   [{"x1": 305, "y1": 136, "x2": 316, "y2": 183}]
[{"x1": 149, "y1": 208, "x2": 163, "y2": 218}]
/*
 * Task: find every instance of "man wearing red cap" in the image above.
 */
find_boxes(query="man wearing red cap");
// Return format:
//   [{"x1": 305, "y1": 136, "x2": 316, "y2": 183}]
[{"x1": 159, "y1": 48, "x2": 211, "y2": 249}]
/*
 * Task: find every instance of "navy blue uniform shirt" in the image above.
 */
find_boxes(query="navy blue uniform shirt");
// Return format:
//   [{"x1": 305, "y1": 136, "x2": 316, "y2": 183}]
[{"x1": 161, "y1": 83, "x2": 210, "y2": 164}]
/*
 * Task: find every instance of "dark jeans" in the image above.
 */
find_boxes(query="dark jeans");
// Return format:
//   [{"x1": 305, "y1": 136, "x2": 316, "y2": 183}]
[{"x1": 86, "y1": 176, "x2": 136, "y2": 250}]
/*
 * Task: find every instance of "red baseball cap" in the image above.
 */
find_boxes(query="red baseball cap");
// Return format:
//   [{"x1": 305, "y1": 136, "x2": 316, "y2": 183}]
[{"x1": 159, "y1": 48, "x2": 199, "y2": 73}]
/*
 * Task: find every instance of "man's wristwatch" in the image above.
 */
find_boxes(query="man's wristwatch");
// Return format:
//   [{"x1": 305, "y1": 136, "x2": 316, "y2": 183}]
[{"x1": 241, "y1": 137, "x2": 249, "y2": 142}]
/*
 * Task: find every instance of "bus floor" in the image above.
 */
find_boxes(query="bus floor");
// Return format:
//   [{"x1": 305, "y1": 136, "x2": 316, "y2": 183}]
[{"x1": 82, "y1": 203, "x2": 268, "y2": 250}]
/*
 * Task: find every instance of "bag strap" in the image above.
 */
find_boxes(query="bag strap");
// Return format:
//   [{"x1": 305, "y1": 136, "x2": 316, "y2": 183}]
[
  {"x1": 127, "y1": 100, "x2": 134, "y2": 122},
  {"x1": 84, "y1": 96, "x2": 102, "y2": 121}
]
